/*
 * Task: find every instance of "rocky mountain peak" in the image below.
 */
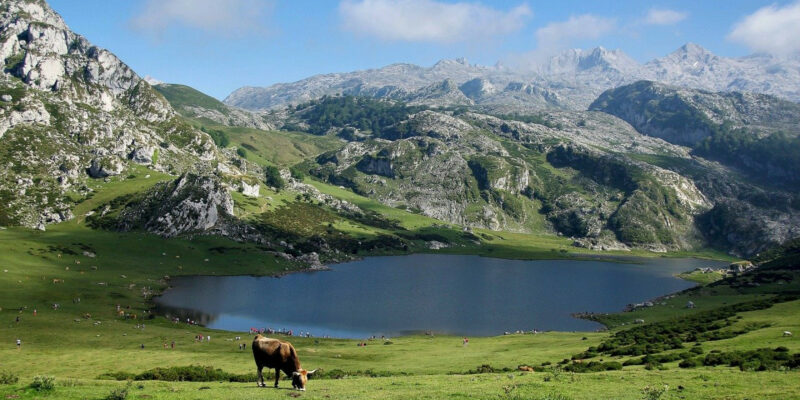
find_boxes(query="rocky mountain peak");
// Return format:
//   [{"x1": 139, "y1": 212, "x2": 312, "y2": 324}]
[
  {"x1": 433, "y1": 57, "x2": 470, "y2": 69},
  {"x1": 662, "y1": 42, "x2": 717, "y2": 65},
  {"x1": 541, "y1": 47, "x2": 639, "y2": 75}
]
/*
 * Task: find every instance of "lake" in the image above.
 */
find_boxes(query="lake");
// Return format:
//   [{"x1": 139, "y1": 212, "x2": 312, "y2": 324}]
[{"x1": 153, "y1": 254, "x2": 729, "y2": 338}]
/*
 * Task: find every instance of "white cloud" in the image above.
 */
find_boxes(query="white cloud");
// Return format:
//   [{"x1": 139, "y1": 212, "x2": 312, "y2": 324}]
[
  {"x1": 130, "y1": 0, "x2": 272, "y2": 38},
  {"x1": 728, "y1": 1, "x2": 800, "y2": 56},
  {"x1": 643, "y1": 8, "x2": 687, "y2": 25},
  {"x1": 535, "y1": 14, "x2": 616, "y2": 53},
  {"x1": 339, "y1": 0, "x2": 531, "y2": 43}
]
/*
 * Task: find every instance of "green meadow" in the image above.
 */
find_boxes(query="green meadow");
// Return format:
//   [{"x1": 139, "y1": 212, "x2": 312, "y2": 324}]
[{"x1": 0, "y1": 169, "x2": 798, "y2": 400}]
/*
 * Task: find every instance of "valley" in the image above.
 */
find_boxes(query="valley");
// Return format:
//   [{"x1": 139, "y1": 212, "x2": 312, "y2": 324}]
[{"x1": 1, "y1": 1, "x2": 800, "y2": 399}]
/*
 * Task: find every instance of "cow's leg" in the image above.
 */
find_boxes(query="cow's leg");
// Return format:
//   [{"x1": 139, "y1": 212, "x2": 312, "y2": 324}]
[
  {"x1": 257, "y1": 365, "x2": 264, "y2": 387},
  {"x1": 274, "y1": 368, "x2": 280, "y2": 388}
]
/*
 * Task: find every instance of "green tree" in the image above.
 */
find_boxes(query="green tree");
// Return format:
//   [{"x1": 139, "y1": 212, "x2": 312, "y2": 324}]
[{"x1": 264, "y1": 166, "x2": 285, "y2": 191}]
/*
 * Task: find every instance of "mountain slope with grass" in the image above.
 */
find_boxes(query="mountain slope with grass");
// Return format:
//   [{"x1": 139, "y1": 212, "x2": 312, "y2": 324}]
[
  {"x1": 163, "y1": 75, "x2": 800, "y2": 257},
  {"x1": 153, "y1": 83, "x2": 278, "y2": 131},
  {"x1": 591, "y1": 81, "x2": 800, "y2": 255},
  {"x1": 0, "y1": 0, "x2": 261, "y2": 230}
]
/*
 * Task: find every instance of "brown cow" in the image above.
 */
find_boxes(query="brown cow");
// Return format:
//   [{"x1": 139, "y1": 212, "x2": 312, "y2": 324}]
[{"x1": 252, "y1": 335, "x2": 316, "y2": 390}]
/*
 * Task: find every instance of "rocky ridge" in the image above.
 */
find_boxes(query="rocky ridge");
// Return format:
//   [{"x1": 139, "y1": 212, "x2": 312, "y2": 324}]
[
  {"x1": 225, "y1": 44, "x2": 800, "y2": 111},
  {"x1": 0, "y1": 0, "x2": 256, "y2": 229},
  {"x1": 302, "y1": 103, "x2": 715, "y2": 252}
]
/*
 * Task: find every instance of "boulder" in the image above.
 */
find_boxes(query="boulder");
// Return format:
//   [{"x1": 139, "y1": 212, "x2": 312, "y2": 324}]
[{"x1": 87, "y1": 157, "x2": 124, "y2": 178}]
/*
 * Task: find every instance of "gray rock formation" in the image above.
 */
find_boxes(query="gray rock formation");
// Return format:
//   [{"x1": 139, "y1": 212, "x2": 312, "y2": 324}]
[
  {"x1": 113, "y1": 173, "x2": 234, "y2": 237},
  {"x1": 0, "y1": 0, "x2": 253, "y2": 228}
]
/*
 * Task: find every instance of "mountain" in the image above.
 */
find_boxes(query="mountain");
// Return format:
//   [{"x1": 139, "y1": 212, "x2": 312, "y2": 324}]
[
  {"x1": 0, "y1": 0, "x2": 254, "y2": 228},
  {"x1": 290, "y1": 96, "x2": 705, "y2": 252},
  {"x1": 171, "y1": 72, "x2": 800, "y2": 256},
  {"x1": 4, "y1": 0, "x2": 799, "y2": 258},
  {"x1": 591, "y1": 81, "x2": 800, "y2": 254},
  {"x1": 590, "y1": 80, "x2": 800, "y2": 180},
  {"x1": 225, "y1": 44, "x2": 800, "y2": 112},
  {"x1": 645, "y1": 43, "x2": 800, "y2": 102},
  {"x1": 534, "y1": 46, "x2": 640, "y2": 77}
]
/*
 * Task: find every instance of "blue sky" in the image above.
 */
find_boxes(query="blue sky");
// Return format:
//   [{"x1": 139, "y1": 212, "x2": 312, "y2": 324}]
[{"x1": 48, "y1": 0, "x2": 800, "y2": 99}]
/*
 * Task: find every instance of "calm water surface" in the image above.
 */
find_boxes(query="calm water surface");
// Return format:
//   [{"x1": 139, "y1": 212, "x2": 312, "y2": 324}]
[{"x1": 154, "y1": 254, "x2": 728, "y2": 338}]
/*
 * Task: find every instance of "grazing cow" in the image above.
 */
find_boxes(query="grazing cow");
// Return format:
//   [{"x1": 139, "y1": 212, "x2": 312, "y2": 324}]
[
  {"x1": 784, "y1": 331, "x2": 793, "y2": 337},
  {"x1": 252, "y1": 335, "x2": 316, "y2": 390}
]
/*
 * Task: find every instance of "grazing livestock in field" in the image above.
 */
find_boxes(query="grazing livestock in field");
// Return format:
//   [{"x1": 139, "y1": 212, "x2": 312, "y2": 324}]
[
  {"x1": 252, "y1": 335, "x2": 316, "y2": 390},
  {"x1": 784, "y1": 331, "x2": 793, "y2": 337}
]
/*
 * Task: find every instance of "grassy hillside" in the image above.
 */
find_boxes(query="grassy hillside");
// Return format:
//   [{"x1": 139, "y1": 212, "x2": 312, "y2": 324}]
[
  {"x1": 153, "y1": 84, "x2": 230, "y2": 116},
  {"x1": 0, "y1": 222, "x2": 796, "y2": 399},
  {"x1": 206, "y1": 124, "x2": 344, "y2": 167}
]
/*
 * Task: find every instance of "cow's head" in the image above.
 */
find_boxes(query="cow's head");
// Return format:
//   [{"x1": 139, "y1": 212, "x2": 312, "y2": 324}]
[{"x1": 291, "y1": 368, "x2": 316, "y2": 390}]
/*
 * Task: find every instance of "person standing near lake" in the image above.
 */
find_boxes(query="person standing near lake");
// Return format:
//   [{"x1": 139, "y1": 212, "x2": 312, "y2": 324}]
[{"x1": 463, "y1": 337, "x2": 469, "y2": 347}]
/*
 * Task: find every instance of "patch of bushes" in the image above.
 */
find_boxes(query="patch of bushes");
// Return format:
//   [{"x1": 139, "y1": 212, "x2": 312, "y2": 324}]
[
  {"x1": 105, "y1": 382, "x2": 131, "y2": 400},
  {"x1": 200, "y1": 127, "x2": 230, "y2": 148},
  {"x1": 702, "y1": 347, "x2": 800, "y2": 371},
  {"x1": 290, "y1": 95, "x2": 426, "y2": 137},
  {"x1": 678, "y1": 358, "x2": 703, "y2": 368},
  {"x1": 562, "y1": 361, "x2": 622, "y2": 373},
  {"x1": 30, "y1": 375, "x2": 55, "y2": 391},
  {"x1": 100, "y1": 366, "x2": 408, "y2": 382},
  {"x1": 99, "y1": 366, "x2": 256, "y2": 382},
  {"x1": 315, "y1": 369, "x2": 405, "y2": 379},
  {"x1": 694, "y1": 125, "x2": 800, "y2": 188},
  {"x1": 0, "y1": 370, "x2": 19, "y2": 385},
  {"x1": 593, "y1": 296, "x2": 797, "y2": 357},
  {"x1": 465, "y1": 364, "x2": 514, "y2": 374}
]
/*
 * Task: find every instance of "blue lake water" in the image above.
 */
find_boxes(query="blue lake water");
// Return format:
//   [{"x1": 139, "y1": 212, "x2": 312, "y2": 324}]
[{"x1": 154, "y1": 254, "x2": 728, "y2": 338}]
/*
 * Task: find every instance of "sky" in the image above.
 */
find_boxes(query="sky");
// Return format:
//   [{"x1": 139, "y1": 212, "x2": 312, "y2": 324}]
[{"x1": 47, "y1": 0, "x2": 800, "y2": 100}]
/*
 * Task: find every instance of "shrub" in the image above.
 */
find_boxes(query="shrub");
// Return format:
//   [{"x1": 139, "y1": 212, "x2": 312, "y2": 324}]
[
  {"x1": 679, "y1": 358, "x2": 702, "y2": 368},
  {"x1": 97, "y1": 372, "x2": 135, "y2": 381},
  {"x1": 105, "y1": 383, "x2": 131, "y2": 400},
  {"x1": 474, "y1": 364, "x2": 495, "y2": 374},
  {"x1": 30, "y1": 375, "x2": 55, "y2": 391},
  {"x1": 641, "y1": 385, "x2": 669, "y2": 400},
  {"x1": 564, "y1": 361, "x2": 623, "y2": 373},
  {"x1": 102, "y1": 366, "x2": 255, "y2": 382},
  {"x1": 0, "y1": 371, "x2": 19, "y2": 385},
  {"x1": 702, "y1": 347, "x2": 800, "y2": 371},
  {"x1": 289, "y1": 166, "x2": 305, "y2": 180},
  {"x1": 264, "y1": 166, "x2": 285, "y2": 191}
]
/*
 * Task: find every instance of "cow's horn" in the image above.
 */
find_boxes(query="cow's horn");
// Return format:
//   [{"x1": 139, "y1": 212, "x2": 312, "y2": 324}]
[
  {"x1": 292, "y1": 371, "x2": 301, "y2": 376},
  {"x1": 308, "y1": 369, "x2": 317, "y2": 375}
]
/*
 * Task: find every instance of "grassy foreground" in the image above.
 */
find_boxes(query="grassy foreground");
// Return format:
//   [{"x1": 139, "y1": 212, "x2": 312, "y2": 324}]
[{"x1": 1, "y1": 172, "x2": 797, "y2": 399}]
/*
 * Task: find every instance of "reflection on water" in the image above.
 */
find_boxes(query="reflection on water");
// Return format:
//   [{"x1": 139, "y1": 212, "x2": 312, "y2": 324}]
[{"x1": 154, "y1": 254, "x2": 728, "y2": 338}]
